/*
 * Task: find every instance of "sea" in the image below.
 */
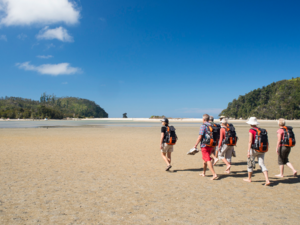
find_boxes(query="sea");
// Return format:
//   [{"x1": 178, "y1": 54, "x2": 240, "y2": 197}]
[{"x1": 0, "y1": 120, "x2": 203, "y2": 129}]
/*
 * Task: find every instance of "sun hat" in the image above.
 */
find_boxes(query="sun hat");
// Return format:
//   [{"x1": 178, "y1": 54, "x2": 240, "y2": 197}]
[
  {"x1": 246, "y1": 117, "x2": 259, "y2": 125},
  {"x1": 219, "y1": 115, "x2": 226, "y2": 121},
  {"x1": 221, "y1": 117, "x2": 228, "y2": 124},
  {"x1": 160, "y1": 118, "x2": 169, "y2": 123}
]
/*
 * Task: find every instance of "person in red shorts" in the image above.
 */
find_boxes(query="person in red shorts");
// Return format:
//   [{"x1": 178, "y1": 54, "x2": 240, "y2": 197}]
[{"x1": 194, "y1": 114, "x2": 218, "y2": 180}]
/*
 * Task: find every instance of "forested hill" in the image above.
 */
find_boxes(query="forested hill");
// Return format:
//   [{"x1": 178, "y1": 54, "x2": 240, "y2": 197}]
[
  {"x1": 0, "y1": 93, "x2": 108, "y2": 119},
  {"x1": 219, "y1": 78, "x2": 300, "y2": 120}
]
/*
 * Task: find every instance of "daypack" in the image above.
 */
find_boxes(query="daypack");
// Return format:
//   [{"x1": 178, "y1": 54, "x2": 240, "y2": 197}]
[
  {"x1": 251, "y1": 127, "x2": 269, "y2": 153},
  {"x1": 223, "y1": 123, "x2": 238, "y2": 146},
  {"x1": 281, "y1": 126, "x2": 296, "y2": 147},
  {"x1": 202, "y1": 124, "x2": 220, "y2": 147},
  {"x1": 165, "y1": 126, "x2": 177, "y2": 145}
]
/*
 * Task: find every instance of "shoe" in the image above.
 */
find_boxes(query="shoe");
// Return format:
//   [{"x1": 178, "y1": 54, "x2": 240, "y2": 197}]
[{"x1": 232, "y1": 151, "x2": 236, "y2": 157}]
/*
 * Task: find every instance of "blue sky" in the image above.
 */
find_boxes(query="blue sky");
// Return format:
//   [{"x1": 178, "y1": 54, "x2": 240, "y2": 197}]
[{"x1": 0, "y1": 0, "x2": 299, "y2": 118}]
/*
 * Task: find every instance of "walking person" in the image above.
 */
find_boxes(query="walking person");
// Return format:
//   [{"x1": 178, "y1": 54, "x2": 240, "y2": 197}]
[
  {"x1": 194, "y1": 114, "x2": 218, "y2": 180},
  {"x1": 160, "y1": 118, "x2": 177, "y2": 171},
  {"x1": 209, "y1": 116, "x2": 219, "y2": 165},
  {"x1": 218, "y1": 118, "x2": 233, "y2": 173},
  {"x1": 275, "y1": 118, "x2": 297, "y2": 177},
  {"x1": 243, "y1": 117, "x2": 270, "y2": 186}
]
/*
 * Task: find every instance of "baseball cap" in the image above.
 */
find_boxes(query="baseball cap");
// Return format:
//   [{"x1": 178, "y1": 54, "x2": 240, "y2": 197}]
[{"x1": 160, "y1": 118, "x2": 169, "y2": 123}]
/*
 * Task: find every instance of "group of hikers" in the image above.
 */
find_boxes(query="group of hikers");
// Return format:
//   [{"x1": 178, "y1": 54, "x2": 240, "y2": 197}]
[{"x1": 160, "y1": 114, "x2": 298, "y2": 186}]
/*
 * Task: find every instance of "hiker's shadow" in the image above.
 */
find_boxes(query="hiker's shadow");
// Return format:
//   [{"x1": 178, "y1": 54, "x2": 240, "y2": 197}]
[
  {"x1": 252, "y1": 176, "x2": 300, "y2": 186},
  {"x1": 172, "y1": 168, "x2": 203, "y2": 173},
  {"x1": 230, "y1": 161, "x2": 248, "y2": 166},
  {"x1": 217, "y1": 170, "x2": 260, "y2": 180}
]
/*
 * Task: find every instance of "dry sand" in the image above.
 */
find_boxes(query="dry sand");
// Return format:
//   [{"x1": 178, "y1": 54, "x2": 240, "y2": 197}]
[{"x1": 1, "y1": 122, "x2": 300, "y2": 224}]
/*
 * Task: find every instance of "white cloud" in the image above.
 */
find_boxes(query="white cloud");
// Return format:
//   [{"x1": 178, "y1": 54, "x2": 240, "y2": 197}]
[
  {"x1": 37, "y1": 55, "x2": 53, "y2": 59},
  {"x1": 37, "y1": 26, "x2": 73, "y2": 42},
  {"x1": 0, "y1": 0, "x2": 80, "y2": 26},
  {"x1": 99, "y1": 17, "x2": 106, "y2": 22},
  {"x1": 17, "y1": 33, "x2": 27, "y2": 40},
  {"x1": 62, "y1": 82, "x2": 68, "y2": 84},
  {"x1": 0, "y1": 34, "x2": 7, "y2": 41},
  {"x1": 17, "y1": 61, "x2": 81, "y2": 76}
]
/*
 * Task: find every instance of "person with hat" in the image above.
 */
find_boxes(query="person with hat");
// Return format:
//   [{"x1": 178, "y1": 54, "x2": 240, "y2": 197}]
[
  {"x1": 243, "y1": 117, "x2": 270, "y2": 186},
  {"x1": 160, "y1": 118, "x2": 175, "y2": 171}
]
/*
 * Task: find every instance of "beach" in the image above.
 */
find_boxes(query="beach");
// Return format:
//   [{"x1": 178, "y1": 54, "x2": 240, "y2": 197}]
[{"x1": 1, "y1": 121, "x2": 300, "y2": 224}]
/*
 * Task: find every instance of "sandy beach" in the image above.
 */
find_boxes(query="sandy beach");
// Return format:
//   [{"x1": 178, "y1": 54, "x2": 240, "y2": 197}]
[{"x1": 1, "y1": 121, "x2": 300, "y2": 224}]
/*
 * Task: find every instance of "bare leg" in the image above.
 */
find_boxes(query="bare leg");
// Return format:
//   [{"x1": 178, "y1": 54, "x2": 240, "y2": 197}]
[
  {"x1": 200, "y1": 161, "x2": 207, "y2": 176},
  {"x1": 210, "y1": 148, "x2": 218, "y2": 165},
  {"x1": 206, "y1": 161, "x2": 218, "y2": 180},
  {"x1": 286, "y1": 162, "x2": 297, "y2": 177},
  {"x1": 275, "y1": 165, "x2": 284, "y2": 177},
  {"x1": 243, "y1": 172, "x2": 252, "y2": 183},
  {"x1": 167, "y1": 152, "x2": 172, "y2": 164},
  {"x1": 215, "y1": 149, "x2": 219, "y2": 158},
  {"x1": 221, "y1": 158, "x2": 231, "y2": 172},
  {"x1": 263, "y1": 171, "x2": 270, "y2": 186},
  {"x1": 161, "y1": 152, "x2": 170, "y2": 166}
]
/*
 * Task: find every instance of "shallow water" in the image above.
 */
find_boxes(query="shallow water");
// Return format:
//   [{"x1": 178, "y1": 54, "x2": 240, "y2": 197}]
[
  {"x1": 1, "y1": 119, "x2": 300, "y2": 129},
  {"x1": 0, "y1": 120, "x2": 203, "y2": 128}
]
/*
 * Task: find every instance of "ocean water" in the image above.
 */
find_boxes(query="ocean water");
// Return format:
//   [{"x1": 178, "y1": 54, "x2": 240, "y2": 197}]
[{"x1": 0, "y1": 120, "x2": 203, "y2": 129}]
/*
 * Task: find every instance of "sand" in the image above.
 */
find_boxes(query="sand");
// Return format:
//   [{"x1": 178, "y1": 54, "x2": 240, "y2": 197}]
[{"x1": 1, "y1": 122, "x2": 300, "y2": 224}]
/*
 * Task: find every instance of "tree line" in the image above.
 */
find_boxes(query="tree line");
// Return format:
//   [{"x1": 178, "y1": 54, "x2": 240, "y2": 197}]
[
  {"x1": 219, "y1": 77, "x2": 300, "y2": 119},
  {"x1": 0, "y1": 93, "x2": 108, "y2": 119}
]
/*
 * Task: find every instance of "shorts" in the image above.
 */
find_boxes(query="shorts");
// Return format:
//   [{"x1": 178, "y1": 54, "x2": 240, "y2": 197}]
[
  {"x1": 218, "y1": 144, "x2": 234, "y2": 163},
  {"x1": 278, "y1": 146, "x2": 291, "y2": 165},
  {"x1": 201, "y1": 146, "x2": 213, "y2": 162},
  {"x1": 161, "y1": 143, "x2": 174, "y2": 153}
]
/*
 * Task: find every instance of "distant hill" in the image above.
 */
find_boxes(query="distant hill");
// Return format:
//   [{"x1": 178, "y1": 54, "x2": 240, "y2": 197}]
[
  {"x1": 0, "y1": 93, "x2": 108, "y2": 119},
  {"x1": 219, "y1": 78, "x2": 300, "y2": 120}
]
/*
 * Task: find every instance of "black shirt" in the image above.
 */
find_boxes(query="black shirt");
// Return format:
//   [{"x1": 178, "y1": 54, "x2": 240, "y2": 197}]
[{"x1": 161, "y1": 126, "x2": 168, "y2": 143}]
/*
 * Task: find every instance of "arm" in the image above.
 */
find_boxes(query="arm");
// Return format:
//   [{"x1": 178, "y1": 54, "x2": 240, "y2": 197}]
[
  {"x1": 160, "y1": 133, "x2": 164, "y2": 149},
  {"x1": 276, "y1": 132, "x2": 281, "y2": 155},
  {"x1": 194, "y1": 135, "x2": 202, "y2": 148},
  {"x1": 248, "y1": 132, "x2": 253, "y2": 158},
  {"x1": 218, "y1": 128, "x2": 225, "y2": 149}
]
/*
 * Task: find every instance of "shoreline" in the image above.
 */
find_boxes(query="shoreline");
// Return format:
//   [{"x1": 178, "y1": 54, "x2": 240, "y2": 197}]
[{"x1": 2, "y1": 118, "x2": 300, "y2": 123}]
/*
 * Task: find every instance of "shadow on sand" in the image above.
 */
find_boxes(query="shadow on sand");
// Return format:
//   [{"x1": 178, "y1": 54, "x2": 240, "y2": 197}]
[{"x1": 171, "y1": 168, "x2": 203, "y2": 173}]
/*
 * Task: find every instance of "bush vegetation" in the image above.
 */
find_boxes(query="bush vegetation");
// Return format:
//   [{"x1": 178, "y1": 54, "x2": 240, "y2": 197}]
[
  {"x1": 0, "y1": 93, "x2": 108, "y2": 119},
  {"x1": 219, "y1": 78, "x2": 300, "y2": 119}
]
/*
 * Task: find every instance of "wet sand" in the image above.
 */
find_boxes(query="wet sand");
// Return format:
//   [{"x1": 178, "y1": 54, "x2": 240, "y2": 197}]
[{"x1": 1, "y1": 122, "x2": 300, "y2": 224}]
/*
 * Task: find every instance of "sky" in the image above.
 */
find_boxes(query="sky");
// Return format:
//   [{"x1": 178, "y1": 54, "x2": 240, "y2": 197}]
[{"x1": 0, "y1": 0, "x2": 299, "y2": 118}]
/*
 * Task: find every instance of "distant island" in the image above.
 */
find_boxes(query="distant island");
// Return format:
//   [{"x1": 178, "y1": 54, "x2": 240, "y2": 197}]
[
  {"x1": 219, "y1": 77, "x2": 300, "y2": 120},
  {"x1": 0, "y1": 93, "x2": 108, "y2": 119}
]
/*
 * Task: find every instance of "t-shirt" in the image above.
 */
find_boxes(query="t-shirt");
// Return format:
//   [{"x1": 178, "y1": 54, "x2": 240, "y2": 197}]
[
  {"x1": 161, "y1": 126, "x2": 168, "y2": 143},
  {"x1": 199, "y1": 122, "x2": 211, "y2": 148},
  {"x1": 249, "y1": 128, "x2": 257, "y2": 144},
  {"x1": 277, "y1": 128, "x2": 284, "y2": 147}
]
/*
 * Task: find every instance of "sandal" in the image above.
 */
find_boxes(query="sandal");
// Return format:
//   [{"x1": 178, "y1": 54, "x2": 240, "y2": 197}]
[{"x1": 166, "y1": 165, "x2": 172, "y2": 171}]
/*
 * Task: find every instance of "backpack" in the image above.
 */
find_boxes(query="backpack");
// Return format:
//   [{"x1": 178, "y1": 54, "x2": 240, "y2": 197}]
[
  {"x1": 165, "y1": 126, "x2": 177, "y2": 145},
  {"x1": 251, "y1": 127, "x2": 269, "y2": 153},
  {"x1": 223, "y1": 123, "x2": 238, "y2": 146},
  {"x1": 281, "y1": 126, "x2": 296, "y2": 147},
  {"x1": 202, "y1": 124, "x2": 220, "y2": 147}
]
